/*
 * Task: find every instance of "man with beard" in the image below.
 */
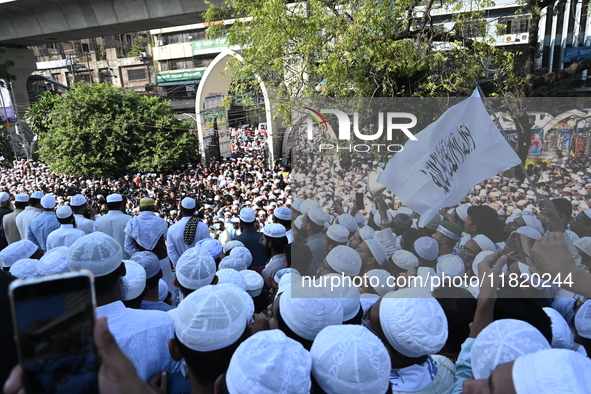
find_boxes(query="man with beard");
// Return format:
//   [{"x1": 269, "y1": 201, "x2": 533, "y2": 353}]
[{"x1": 260, "y1": 223, "x2": 288, "y2": 284}]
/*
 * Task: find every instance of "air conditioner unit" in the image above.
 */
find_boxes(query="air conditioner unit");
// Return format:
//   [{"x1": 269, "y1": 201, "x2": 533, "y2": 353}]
[
  {"x1": 505, "y1": 34, "x2": 516, "y2": 43},
  {"x1": 140, "y1": 52, "x2": 148, "y2": 58},
  {"x1": 521, "y1": 34, "x2": 529, "y2": 41}
]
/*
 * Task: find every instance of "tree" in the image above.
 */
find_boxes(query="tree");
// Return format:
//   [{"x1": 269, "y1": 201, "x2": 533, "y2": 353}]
[
  {"x1": 28, "y1": 82, "x2": 196, "y2": 177},
  {"x1": 205, "y1": 0, "x2": 591, "y2": 163}
]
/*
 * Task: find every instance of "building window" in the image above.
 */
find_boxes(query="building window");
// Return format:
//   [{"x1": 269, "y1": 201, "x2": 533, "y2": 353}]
[
  {"x1": 499, "y1": 15, "x2": 531, "y2": 35},
  {"x1": 127, "y1": 68, "x2": 147, "y2": 81}
]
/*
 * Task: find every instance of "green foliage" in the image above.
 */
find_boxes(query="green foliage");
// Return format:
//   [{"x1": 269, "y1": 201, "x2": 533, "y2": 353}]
[
  {"x1": 127, "y1": 35, "x2": 149, "y2": 57},
  {"x1": 204, "y1": 0, "x2": 517, "y2": 113},
  {"x1": 0, "y1": 123, "x2": 13, "y2": 162},
  {"x1": 0, "y1": 47, "x2": 15, "y2": 87},
  {"x1": 25, "y1": 91, "x2": 60, "y2": 136},
  {"x1": 31, "y1": 82, "x2": 196, "y2": 177}
]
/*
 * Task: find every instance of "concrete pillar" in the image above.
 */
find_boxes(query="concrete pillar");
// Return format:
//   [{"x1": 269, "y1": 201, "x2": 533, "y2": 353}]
[{"x1": 2, "y1": 47, "x2": 36, "y2": 114}]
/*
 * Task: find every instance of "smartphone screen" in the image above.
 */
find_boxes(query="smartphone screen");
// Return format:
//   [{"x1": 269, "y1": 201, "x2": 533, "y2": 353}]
[
  {"x1": 9, "y1": 272, "x2": 98, "y2": 394},
  {"x1": 503, "y1": 231, "x2": 538, "y2": 266},
  {"x1": 355, "y1": 192, "x2": 364, "y2": 210}
]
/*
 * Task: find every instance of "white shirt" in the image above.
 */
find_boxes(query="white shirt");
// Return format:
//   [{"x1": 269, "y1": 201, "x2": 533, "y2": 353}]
[
  {"x1": 96, "y1": 301, "x2": 181, "y2": 381},
  {"x1": 96, "y1": 210, "x2": 132, "y2": 259},
  {"x1": 124, "y1": 211, "x2": 168, "y2": 257},
  {"x1": 166, "y1": 216, "x2": 210, "y2": 267},
  {"x1": 73, "y1": 214, "x2": 96, "y2": 235},
  {"x1": 46, "y1": 224, "x2": 85, "y2": 250},
  {"x1": 261, "y1": 253, "x2": 286, "y2": 280},
  {"x1": 15, "y1": 206, "x2": 42, "y2": 240}
]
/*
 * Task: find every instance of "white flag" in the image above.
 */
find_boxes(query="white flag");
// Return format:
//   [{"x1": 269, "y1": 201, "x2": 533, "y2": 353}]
[{"x1": 377, "y1": 89, "x2": 521, "y2": 227}]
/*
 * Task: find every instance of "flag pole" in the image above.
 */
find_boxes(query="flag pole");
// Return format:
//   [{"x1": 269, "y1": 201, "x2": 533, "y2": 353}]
[{"x1": 474, "y1": 83, "x2": 543, "y2": 201}]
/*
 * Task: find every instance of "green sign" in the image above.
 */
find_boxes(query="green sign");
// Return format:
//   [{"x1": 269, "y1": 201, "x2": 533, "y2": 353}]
[
  {"x1": 191, "y1": 38, "x2": 227, "y2": 54},
  {"x1": 156, "y1": 70, "x2": 204, "y2": 84}
]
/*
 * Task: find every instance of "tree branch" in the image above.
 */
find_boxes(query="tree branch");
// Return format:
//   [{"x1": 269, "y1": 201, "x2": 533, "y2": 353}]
[{"x1": 528, "y1": 56, "x2": 591, "y2": 88}]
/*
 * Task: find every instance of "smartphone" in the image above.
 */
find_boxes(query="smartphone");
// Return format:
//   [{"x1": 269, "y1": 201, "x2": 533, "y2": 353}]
[
  {"x1": 9, "y1": 271, "x2": 99, "y2": 394},
  {"x1": 355, "y1": 192, "x2": 364, "y2": 210},
  {"x1": 503, "y1": 231, "x2": 538, "y2": 266}
]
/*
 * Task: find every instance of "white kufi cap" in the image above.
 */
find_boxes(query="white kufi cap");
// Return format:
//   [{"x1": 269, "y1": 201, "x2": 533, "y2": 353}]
[
  {"x1": 120, "y1": 260, "x2": 147, "y2": 301},
  {"x1": 311, "y1": 325, "x2": 390, "y2": 394},
  {"x1": 9, "y1": 258, "x2": 40, "y2": 279},
  {"x1": 240, "y1": 270, "x2": 264, "y2": 297},
  {"x1": 219, "y1": 256, "x2": 248, "y2": 272},
  {"x1": 391, "y1": 250, "x2": 419, "y2": 270},
  {"x1": 130, "y1": 251, "x2": 161, "y2": 278},
  {"x1": 364, "y1": 239, "x2": 387, "y2": 266},
  {"x1": 67, "y1": 233, "x2": 122, "y2": 277},
  {"x1": 0, "y1": 240, "x2": 39, "y2": 268},
  {"x1": 326, "y1": 224, "x2": 349, "y2": 243},
  {"x1": 325, "y1": 245, "x2": 361, "y2": 276},
  {"x1": 37, "y1": 246, "x2": 69, "y2": 276},
  {"x1": 413, "y1": 237, "x2": 439, "y2": 261},
  {"x1": 216, "y1": 268, "x2": 247, "y2": 291},
  {"x1": 176, "y1": 246, "x2": 216, "y2": 290},
  {"x1": 229, "y1": 246, "x2": 252, "y2": 268}
]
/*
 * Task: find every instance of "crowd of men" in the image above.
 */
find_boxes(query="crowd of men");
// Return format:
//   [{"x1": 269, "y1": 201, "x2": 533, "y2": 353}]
[{"x1": 1, "y1": 129, "x2": 591, "y2": 393}]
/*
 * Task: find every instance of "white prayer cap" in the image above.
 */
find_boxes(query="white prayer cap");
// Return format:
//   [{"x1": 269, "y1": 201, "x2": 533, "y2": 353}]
[
  {"x1": 358, "y1": 226, "x2": 374, "y2": 241},
  {"x1": 280, "y1": 285, "x2": 343, "y2": 341},
  {"x1": 181, "y1": 197, "x2": 196, "y2": 210},
  {"x1": 226, "y1": 330, "x2": 311, "y2": 394},
  {"x1": 366, "y1": 269, "x2": 396, "y2": 297},
  {"x1": 374, "y1": 229, "x2": 397, "y2": 259},
  {"x1": 574, "y1": 237, "x2": 591, "y2": 256},
  {"x1": 158, "y1": 279, "x2": 168, "y2": 301},
  {"x1": 455, "y1": 204, "x2": 470, "y2": 222},
  {"x1": 263, "y1": 223, "x2": 286, "y2": 238},
  {"x1": 240, "y1": 270, "x2": 264, "y2": 297},
  {"x1": 15, "y1": 193, "x2": 29, "y2": 202},
  {"x1": 472, "y1": 251, "x2": 494, "y2": 276},
  {"x1": 40, "y1": 195, "x2": 56, "y2": 209},
  {"x1": 273, "y1": 206, "x2": 291, "y2": 221},
  {"x1": 239, "y1": 207, "x2": 256, "y2": 222},
  {"x1": 56, "y1": 205, "x2": 73, "y2": 219},
  {"x1": 176, "y1": 246, "x2": 216, "y2": 290},
  {"x1": 512, "y1": 349, "x2": 591, "y2": 394},
  {"x1": 436, "y1": 254, "x2": 465, "y2": 278},
  {"x1": 514, "y1": 225, "x2": 542, "y2": 240},
  {"x1": 337, "y1": 213, "x2": 358, "y2": 233},
  {"x1": 229, "y1": 246, "x2": 253, "y2": 268},
  {"x1": 326, "y1": 245, "x2": 362, "y2": 276},
  {"x1": 397, "y1": 207, "x2": 413, "y2": 216},
  {"x1": 31, "y1": 191, "x2": 44, "y2": 199},
  {"x1": 300, "y1": 199, "x2": 320, "y2": 214},
  {"x1": 216, "y1": 268, "x2": 247, "y2": 291},
  {"x1": 223, "y1": 240, "x2": 245, "y2": 255},
  {"x1": 471, "y1": 318, "x2": 550, "y2": 379},
  {"x1": 106, "y1": 193, "x2": 122, "y2": 203},
  {"x1": 9, "y1": 258, "x2": 39, "y2": 279},
  {"x1": 0, "y1": 192, "x2": 9, "y2": 203},
  {"x1": 196, "y1": 238, "x2": 223, "y2": 260},
  {"x1": 364, "y1": 239, "x2": 387, "y2": 267},
  {"x1": 277, "y1": 272, "x2": 301, "y2": 296},
  {"x1": 522, "y1": 215, "x2": 544, "y2": 235},
  {"x1": 326, "y1": 224, "x2": 349, "y2": 243},
  {"x1": 293, "y1": 215, "x2": 304, "y2": 230},
  {"x1": 172, "y1": 285, "x2": 246, "y2": 352},
  {"x1": 565, "y1": 229, "x2": 580, "y2": 243},
  {"x1": 216, "y1": 282, "x2": 255, "y2": 323},
  {"x1": 37, "y1": 246, "x2": 69, "y2": 276},
  {"x1": 269, "y1": 268, "x2": 292, "y2": 284},
  {"x1": 497, "y1": 210, "x2": 506, "y2": 216},
  {"x1": 219, "y1": 255, "x2": 248, "y2": 272},
  {"x1": 391, "y1": 250, "x2": 419, "y2": 271},
  {"x1": 413, "y1": 237, "x2": 439, "y2": 261},
  {"x1": 372, "y1": 210, "x2": 392, "y2": 227},
  {"x1": 379, "y1": 288, "x2": 448, "y2": 357},
  {"x1": 472, "y1": 234, "x2": 496, "y2": 252},
  {"x1": 308, "y1": 207, "x2": 330, "y2": 226},
  {"x1": 67, "y1": 233, "x2": 122, "y2": 277},
  {"x1": 70, "y1": 194, "x2": 86, "y2": 206},
  {"x1": 321, "y1": 275, "x2": 361, "y2": 321},
  {"x1": 543, "y1": 307, "x2": 574, "y2": 349},
  {"x1": 292, "y1": 198, "x2": 304, "y2": 211},
  {"x1": 120, "y1": 260, "x2": 146, "y2": 301},
  {"x1": 575, "y1": 299, "x2": 591, "y2": 339},
  {"x1": 311, "y1": 325, "x2": 390, "y2": 394},
  {"x1": 0, "y1": 240, "x2": 38, "y2": 268},
  {"x1": 130, "y1": 251, "x2": 161, "y2": 278}
]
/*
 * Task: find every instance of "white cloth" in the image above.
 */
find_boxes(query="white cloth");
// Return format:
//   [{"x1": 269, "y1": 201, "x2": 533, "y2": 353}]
[
  {"x1": 95, "y1": 301, "x2": 181, "y2": 381},
  {"x1": 261, "y1": 253, "x2": 286, "y2": 280},
  {"x1": 286, "y1": 228, "x2": 294, "y2": 244},
  {"x1": 124, "y1": 211, "x2": 168, "y2": 256},
  {"x1": 15, "y1": 206, "x2": 42, "y2": 240},
  {"x1": 377, "y1": 90, "x2": 521, "y2": 227},
  {"x1": 96, "y1": 210, "x2": 132, "y2": 259},
  {"x1": 166, "y1": 216, "x2": 209, "y2": 267},
  {"x1": 73, "y1": 214, "x2": 96, "y2": 235},
  {"x1": 46, "y1": 224, "x2": 85, "y2": 250}
]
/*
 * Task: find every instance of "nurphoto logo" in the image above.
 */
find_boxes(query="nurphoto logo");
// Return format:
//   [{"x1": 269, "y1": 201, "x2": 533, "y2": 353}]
[{"x1": 303, "y1": 107, "x2": 418, "y2": 153}]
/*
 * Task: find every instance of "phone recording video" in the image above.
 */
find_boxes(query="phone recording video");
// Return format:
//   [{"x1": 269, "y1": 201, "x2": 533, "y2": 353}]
[
  {"x1": 503, "y1": 231, "x2": 538, "y2": 266},
  {"x1": 9, "y1": 271, "x2": 99, "y2": 394}
]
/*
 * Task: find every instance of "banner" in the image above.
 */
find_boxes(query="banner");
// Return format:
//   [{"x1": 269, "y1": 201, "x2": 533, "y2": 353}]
[
  {"x1": 377, "y1": 89, "x2": 521, "y2": 227},
  {"x1": 0, "y1": 84, "x2": 15, "y2": 126}
]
